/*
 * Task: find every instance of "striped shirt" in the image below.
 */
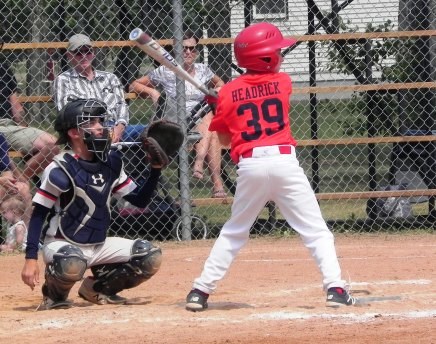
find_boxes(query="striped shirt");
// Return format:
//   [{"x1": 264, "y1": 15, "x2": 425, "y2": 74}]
[{"x1": 53, "y1": 68, "x2": 129, "y2": 125}]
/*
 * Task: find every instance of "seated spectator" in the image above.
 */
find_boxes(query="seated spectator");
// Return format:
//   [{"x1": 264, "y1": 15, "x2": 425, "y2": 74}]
[
  {"x1": 0, "y1": 194, "x2": 28, "y2": 253},
  {"x1": 0, "y1": 132, "x2": 31, "y2": 226},
  {"x1": 53, "y1": 33, "x2": 144, "y2": 143},
  {"x1": 130, "y1": 30, "x2": 227, "y2": 198},
  {"x1": 0, "y1": 37, "x2": 59, "y2": 181}
]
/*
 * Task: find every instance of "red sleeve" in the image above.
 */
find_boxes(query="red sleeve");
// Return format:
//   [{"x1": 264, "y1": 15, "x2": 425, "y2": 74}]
[{"x1": 209, "y1": 89, "x2": 230, "y2": 133}]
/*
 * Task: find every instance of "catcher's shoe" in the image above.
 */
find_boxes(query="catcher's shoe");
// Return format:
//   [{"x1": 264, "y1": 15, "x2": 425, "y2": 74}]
[
  {"x1": 78, "y1": 277, "x2": 127, "y2": 305},
  {"x1": 185, "y1": 289, "x2": 209, "y2": 312},
  {"x1": 326, "y1": 287, "x2": 356, "y2": 307},
  {"x1": 37, "y1": 296, "x2": 72, "y2": 311}
]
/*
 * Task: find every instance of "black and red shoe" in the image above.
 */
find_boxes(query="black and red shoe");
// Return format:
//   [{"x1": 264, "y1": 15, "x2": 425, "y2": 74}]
[{"x1": 326, "y1": 287, "x2": 356, "y2": 307}]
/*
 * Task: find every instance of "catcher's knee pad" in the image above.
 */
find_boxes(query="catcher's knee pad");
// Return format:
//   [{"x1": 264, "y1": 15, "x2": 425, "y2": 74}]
[
  {"x1": 90, "y1": 240, "x2": 162, "y2": 295},
  {"x1": 130, "y1": 239, "x2": 162, "y2": 278},
  {"x1": 48, "y1": 244, "x2": 87, "y2": 282},
  {"x1": 44, "y1": 245, "x2": 87, "y2": 301}
]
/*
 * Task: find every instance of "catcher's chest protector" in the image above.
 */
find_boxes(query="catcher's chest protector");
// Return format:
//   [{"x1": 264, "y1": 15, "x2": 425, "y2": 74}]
[{"x1": 55, "y1": 152, "x2": 123, "y2": 245}]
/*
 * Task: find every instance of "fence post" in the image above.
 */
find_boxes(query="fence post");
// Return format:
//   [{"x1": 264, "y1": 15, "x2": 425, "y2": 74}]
[{"x1": 173, "y1": 0, "x2": 193, "y2": 240}]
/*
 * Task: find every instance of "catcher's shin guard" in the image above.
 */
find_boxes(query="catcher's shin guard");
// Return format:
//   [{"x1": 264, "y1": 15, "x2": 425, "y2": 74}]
[
  {"x1": 91, "y1": 239, "x2": 162, "y2": 296},
  {"x1": 43, "y1": 245, "x2": 87, "y2": 302}
]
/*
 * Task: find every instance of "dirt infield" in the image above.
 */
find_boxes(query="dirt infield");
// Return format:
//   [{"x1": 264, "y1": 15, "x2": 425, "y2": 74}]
[{"x1": 0, "y1": 234, "x2": 435, "y2": 344}]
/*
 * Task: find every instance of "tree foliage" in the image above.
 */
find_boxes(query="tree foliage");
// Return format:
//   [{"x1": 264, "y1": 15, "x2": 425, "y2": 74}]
[
  {"x1": 0, "y1": 0, "x2": 211, "y2": 42},
  {"x1": 320, "y1": 17, "x2": 421, "y2": 136}
]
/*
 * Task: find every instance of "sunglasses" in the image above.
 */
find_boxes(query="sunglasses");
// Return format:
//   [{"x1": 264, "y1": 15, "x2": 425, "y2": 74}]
[
  {"x1": 73, "y1": 48, "x2": 94, "y2": 56},
  {"x1": 183, "y1": 46, "x2": 197, "y2": 52}
]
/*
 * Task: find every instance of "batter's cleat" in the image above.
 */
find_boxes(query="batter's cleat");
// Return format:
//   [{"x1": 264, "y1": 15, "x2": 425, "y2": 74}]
[
  {"x1": 78, "y1": 277, "x2": 127, "y2": 305},
  {"x1": 326, "y1": 287, "x2": 356, "y2": 307},
  {"x1": 185, "y1": 289, "x2": 209, "y2": 312},
  {"x1": 37, "y1": 296, "x2": 72, "y2": 311}
]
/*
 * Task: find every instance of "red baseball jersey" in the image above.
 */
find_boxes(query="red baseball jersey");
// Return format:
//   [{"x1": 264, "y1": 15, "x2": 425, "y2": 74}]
[{"x1": 209, "y1": 72, "x2": 297, "y2": 163}]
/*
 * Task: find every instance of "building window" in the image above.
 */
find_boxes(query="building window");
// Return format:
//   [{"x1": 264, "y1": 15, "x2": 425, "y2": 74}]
[{"x1": 253, "y1": 0, "x2": 287, "y2": 19}]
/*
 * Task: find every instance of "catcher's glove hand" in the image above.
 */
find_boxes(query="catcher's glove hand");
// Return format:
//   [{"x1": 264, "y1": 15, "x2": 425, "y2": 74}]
[{"x1": 140, "y1": 120, "x2": 184, "y2": 168}]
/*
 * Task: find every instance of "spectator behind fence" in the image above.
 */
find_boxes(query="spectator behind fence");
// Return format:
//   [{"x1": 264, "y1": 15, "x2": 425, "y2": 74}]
[
  {"x1": 0, "y1": 37, "x2": 60, "y2": 182},
  {"x1": 0, "y1": 132, "x2": 31, "y2": 226},
  {"x1": 0, "y1": 195, "x2": 28, "y2": 253},
  {"x1": 53, "y1": 33, "x2": 144, "y2": 143},
  {"x1": 130, "y1": 30, "x2": 228, "y2": 199}
]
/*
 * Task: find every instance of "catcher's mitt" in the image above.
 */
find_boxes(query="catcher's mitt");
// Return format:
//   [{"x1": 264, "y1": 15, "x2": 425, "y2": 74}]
[{"x1": 140, "y1": 120, "x2": 184, "y2": 168}]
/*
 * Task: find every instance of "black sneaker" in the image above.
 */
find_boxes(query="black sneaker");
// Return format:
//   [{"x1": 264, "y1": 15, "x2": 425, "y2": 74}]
[
  {"x1": 185, "y1": 289, "x2": 209, "y2": 312},
  {"x1": 326, "y1": 287, "x2": 356, "y2": 307}
]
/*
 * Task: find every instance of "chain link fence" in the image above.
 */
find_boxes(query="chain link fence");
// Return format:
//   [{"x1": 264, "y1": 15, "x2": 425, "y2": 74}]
[{"x1": 1, "y1": 0, "x2": 435, "y2": 242}]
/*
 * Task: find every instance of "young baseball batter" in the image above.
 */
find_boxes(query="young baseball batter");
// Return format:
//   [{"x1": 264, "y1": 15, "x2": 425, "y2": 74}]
[
  {"x1": 21, "y1": 99, "x2": 163, "y2": 310},
  {"x1": 185, "y1": 22, "x2": 356, "y2": 311}
]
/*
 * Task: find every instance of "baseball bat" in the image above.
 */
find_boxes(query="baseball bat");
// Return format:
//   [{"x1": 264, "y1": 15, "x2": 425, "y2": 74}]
[{"x1": 129, "y1": 28, "x2": 217, "y2": 98}]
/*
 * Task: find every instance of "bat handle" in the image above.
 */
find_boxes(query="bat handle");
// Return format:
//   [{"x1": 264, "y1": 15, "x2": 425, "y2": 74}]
[{"x1": 207, "y1": 89, "x2": 218, "y2": 98}]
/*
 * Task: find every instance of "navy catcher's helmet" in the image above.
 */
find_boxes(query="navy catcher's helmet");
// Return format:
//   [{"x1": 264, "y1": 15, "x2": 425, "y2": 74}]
[{"x1": 55, "y1": 99, "x2": 112, "y2": 161}]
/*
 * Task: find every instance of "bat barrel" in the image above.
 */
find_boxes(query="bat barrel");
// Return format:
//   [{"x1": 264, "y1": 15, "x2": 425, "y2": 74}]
[
  {"x1": 129, "y1": 27, "x2": 214, "y2": 97},
  {"x1": 129, "y1": 28, "x2": 144, "y2": 41}
]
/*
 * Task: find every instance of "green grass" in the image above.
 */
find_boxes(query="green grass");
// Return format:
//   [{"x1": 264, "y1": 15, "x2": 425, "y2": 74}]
[
  {"x1": 291, "y1": 99, "x2": 364, "y2": 140},
  {"x1": 127, "y1": 98, "x2": 156, "y2": 124}
]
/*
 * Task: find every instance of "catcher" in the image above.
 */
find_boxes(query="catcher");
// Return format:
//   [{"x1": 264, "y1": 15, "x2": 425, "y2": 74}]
[{"x1": 21, "y1": 99, "x2": 182, "y2": 310}]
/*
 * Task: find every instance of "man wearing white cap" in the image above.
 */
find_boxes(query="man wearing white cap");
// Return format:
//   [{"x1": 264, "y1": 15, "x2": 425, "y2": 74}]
[{"x1": 53, "y1": 33, "x2": 144, "y2": 143}]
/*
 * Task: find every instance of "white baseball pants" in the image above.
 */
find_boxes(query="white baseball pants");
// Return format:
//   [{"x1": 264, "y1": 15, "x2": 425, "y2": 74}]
[{"x1": 193, "y1": 146, "x2": 346, "y2": 294}]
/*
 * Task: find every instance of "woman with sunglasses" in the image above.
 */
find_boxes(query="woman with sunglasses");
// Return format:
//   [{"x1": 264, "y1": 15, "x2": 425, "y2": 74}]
[{"x1": 130, "y1": 30, "x2": 227, "y2": 199}]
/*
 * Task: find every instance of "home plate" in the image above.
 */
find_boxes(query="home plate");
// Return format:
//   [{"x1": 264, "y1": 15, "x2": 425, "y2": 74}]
[{"x1": 355, "y1": 295, "x2": 402, "y2": 305}]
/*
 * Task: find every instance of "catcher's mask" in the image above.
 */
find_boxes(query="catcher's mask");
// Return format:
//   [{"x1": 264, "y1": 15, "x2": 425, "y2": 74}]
[
  {"x1": 234, "y1": 22, "x2": 297, "y2": 73},
  {"x1": 55, "y1": 99, "x2": 112, "y2": 162}
]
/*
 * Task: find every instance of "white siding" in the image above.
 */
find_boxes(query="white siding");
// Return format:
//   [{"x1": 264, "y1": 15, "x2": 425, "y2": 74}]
[{"x1": 226, "y1": 0, "x2": 400, "y2": 85}]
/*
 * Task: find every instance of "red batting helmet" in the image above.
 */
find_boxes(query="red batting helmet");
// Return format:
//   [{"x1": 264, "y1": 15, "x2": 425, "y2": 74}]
[{"x1": 234, "y1": 22, "x2": 297, "y2": 72}]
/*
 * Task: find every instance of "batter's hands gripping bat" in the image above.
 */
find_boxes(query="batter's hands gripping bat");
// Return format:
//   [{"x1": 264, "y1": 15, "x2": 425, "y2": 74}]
[{"x1": 129, "y1": 28, "x2": 218, "y2": 98}]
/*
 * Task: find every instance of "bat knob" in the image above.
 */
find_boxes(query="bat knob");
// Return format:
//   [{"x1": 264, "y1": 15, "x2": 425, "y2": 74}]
[{"x1": 129, "y1": 28, "x2": 143, "y2": 41}]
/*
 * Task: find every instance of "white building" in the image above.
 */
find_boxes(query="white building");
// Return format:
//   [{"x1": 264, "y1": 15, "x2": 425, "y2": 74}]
[{"x1": 227, "y1": 0, "x2": 400, "y2": 88}]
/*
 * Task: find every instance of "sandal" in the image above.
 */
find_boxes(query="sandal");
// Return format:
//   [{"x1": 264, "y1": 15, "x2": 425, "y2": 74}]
[
  {"x1": 212, "y1": 189, "x2": 227, "y2": 198},
  {"x1": 193, "y1": 170, "x2": 204, "y2": 180}
]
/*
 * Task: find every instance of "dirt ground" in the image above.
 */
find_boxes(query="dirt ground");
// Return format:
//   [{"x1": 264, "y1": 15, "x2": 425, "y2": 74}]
[{"x1": 0, "y1": 234, "x2": 435, "y2": 344}]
